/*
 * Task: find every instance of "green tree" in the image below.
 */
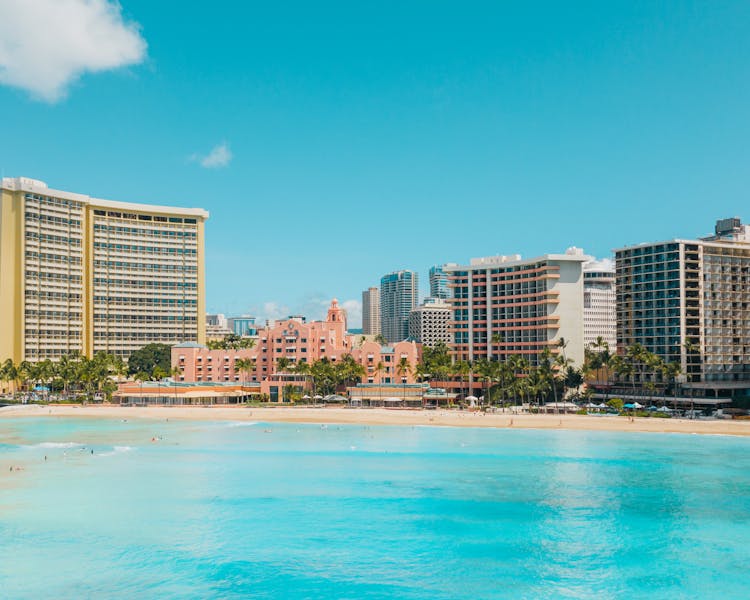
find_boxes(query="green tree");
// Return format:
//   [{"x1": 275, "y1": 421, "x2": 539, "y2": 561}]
[
  {"x1": 128, "y1": 343, "x2": 172, "y2": 376},
  {"x1": 396, "y1": 357, "x2": 411, "y2": 400},
  {"x1": 276, "y1": 356, "x2": 293, "y2": 372},
  {"x1": 0, "y1": 359, "x2": 18, "y2": 396},
  {"x1": 234, "y1": 358, "x2": 256, "y2": 385}
]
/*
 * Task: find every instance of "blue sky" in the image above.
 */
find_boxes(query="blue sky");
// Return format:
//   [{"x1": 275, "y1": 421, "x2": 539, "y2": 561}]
[{"x1": 2, "y1": 1, "x2": 749, "y2": 326}]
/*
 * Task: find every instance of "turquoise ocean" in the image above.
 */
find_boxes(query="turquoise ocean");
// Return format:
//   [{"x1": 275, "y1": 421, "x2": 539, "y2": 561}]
[{"x1": 1, "y1": 416, "x2": 749, "y2": 599}]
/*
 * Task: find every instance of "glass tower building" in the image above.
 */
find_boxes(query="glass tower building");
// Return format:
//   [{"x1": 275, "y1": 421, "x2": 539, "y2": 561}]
[{"x1": 379, "y1": 270, "x2": 419, "y2": 343}]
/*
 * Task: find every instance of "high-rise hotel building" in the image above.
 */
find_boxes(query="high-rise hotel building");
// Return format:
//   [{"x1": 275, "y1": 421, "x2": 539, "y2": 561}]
[
  {"x1": 583, "y1": 258, "x2": 616, "y2": 349},
  {"x1": 446, "y1": 249, "x2": 586, "y2": 366},
  {"x1": 615, "y1": 218, "x2": 750, "y2": 397},
  {"x1": 361, "y1": 287, "x2": 380, "y2": 336},
  {"x1": 0, "y1": 177, "x2": 208, "y2": 363},
  {"x1": 380, "y1": 270, "x2": 418, "y2": 343}
]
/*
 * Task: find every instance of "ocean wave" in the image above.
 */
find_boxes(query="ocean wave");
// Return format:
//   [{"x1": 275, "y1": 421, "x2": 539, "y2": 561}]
[
  {"x1": 98, "y1": 446, "x2": 135, "y2": 457},
  {"x1": 26, "y1": 441, "x2": 83, "y2": 449},
  {"x1": 224, "y1": 421, "x2": 258, "y2": 428}
]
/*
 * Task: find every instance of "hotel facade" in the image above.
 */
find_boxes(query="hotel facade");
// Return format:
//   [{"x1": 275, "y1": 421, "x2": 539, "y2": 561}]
[
  {"x1": 0, "y1": 177, "x2": 208, "y2": 363},
  {"x1": 583, "y1": 259, "x2": 616, "y2": 349},
  {"x1": 173, "y1": 300, "x2": 421, "y2": 397},
  {"x1": 615, "y1": 218, "x2": 750, "y2": 399},
  {"x1": 446, "y1": 249, "x2": 586, "y2": 367},
  {"x1": 361, "y1": 287, "x2": 380, "y2": 336},
  {"x1": 380, "y1": 270, "x2": 419, "y2": 343},
  {"x1": 408, "y1": 298, "x2": 452, "y2": 348}
]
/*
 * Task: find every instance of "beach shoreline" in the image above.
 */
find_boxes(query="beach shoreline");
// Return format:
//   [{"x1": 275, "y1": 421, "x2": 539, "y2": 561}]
[{"x1": 2, "y1": 403, "x2": 750, "y2": 436}]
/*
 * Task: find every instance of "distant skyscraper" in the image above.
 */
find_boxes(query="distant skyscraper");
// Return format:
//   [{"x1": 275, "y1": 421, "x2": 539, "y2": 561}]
[
  {"x1": 429, "y1": 265, "x2": 450, "y2": 299},
  {"x1": 409, "y1": 299, "x2": 451, "y2": 347},
  {"x1": 380, "y1": 270, "x2": 419, "y2": 342},
  {"x1": 361, "y1": 287, "x2": 380, "y2": 335},
  {"x1": 227, "y1": 316, "x2": 257, "y2": 337}
]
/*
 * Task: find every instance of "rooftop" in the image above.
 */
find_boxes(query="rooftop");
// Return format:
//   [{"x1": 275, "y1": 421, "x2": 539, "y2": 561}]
[{"x1": 1, "y1": 177, "x2": 209, "y2": 220}]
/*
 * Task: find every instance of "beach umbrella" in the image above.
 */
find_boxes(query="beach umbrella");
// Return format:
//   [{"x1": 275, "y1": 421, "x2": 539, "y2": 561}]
[
  {"x1": 623, "y1": 403, "x2": 635, "y2": 409},
  {"x1": 657, "y1": 406, "x2": 672, "y2": 413},
  {"x1": 302, "y1": 395, "x2": 311, "y2": 400},
  {"x1": 465, "y1": 395, "x2": 478, "y2": 401},
  {"x1": 313, "y1": 394, "x2": 323, "y2": 400},
  {"x1": 633, "y1": 402, "x2": 644, "y2": 409}
]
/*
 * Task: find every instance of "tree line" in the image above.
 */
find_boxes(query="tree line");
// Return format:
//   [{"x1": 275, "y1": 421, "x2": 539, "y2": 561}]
[{"x1": 0, "y1": 343, "x2": 175, "y2": 402}]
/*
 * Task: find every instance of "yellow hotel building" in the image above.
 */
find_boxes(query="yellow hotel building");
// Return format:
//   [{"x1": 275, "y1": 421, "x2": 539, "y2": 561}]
[{"x1": 0, "y1": 177, "x2": 208, "y2": 363}]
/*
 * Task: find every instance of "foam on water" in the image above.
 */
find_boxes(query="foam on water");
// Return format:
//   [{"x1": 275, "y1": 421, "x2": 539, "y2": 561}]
[
  {"x1": 24, "y1": 441, "x2": 83, "y2": 449},
  {"x1": 97, "y1": 446, "x2": 135, "y2": 457}
]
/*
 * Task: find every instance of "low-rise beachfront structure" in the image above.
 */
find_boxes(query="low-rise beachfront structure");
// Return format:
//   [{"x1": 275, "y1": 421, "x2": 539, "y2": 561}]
[
  {"x1": 115, "y1": 381, "x2": 261, "y2": 406},
  {"x1": 347, "y1": 383, "x2": 457, "y2": 407},
  {"x1": 172, "y1": 300, "x2": 422, "y2": 401}
]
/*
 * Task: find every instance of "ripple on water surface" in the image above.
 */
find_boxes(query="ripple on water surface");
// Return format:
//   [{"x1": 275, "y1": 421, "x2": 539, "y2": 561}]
[{"x1": 1, "y1": 418, "x2": 750, "y2": 599}]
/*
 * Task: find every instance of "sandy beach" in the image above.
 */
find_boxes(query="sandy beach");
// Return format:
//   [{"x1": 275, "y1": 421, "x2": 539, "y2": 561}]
[{"x1": 2, "y1": 403, "x2": 750, "y2": 436}]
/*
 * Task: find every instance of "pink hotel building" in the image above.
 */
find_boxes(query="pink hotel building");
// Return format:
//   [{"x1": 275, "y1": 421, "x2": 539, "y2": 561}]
[{"x1": 173, "y1": 299, "x2": 421, "y2": 394}]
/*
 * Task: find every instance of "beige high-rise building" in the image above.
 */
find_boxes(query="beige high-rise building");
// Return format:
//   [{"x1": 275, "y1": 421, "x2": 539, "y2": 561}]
[
  {"x1": 446, "y1": 248, "x2": 586, "y2": 367},
  {"x1": 615, "y1": 217, "x2": 750, "y2": 399},
  {"x1": 0, "y1": 177, "x2": 208, "y2": 363},
  {"x1": 362, "y1": 287, "x2": 380, "y2": 335},
  {"x1": 583, "y1": 258, "x2": 616, "y2": 349}
]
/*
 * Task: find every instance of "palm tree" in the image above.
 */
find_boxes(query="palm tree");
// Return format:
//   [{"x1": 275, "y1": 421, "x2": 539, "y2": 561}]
[
  {"x1": 0, "y1": 359, "x2": 18, "y2": 397},
  {"x1": 540, "y1": 347, "x2": 559, "y2": 412},
  {"x1": 373, "y1": 360, "x2": 385, "y2": 405},
  {"x1": 453, "y1": 360, "x2": 471, "y2": 402},
  {"x1": 490, "y1": 333, "x2": 504, "y2": 362},
  {"x1": 662, "y1": 360, "x2": 681, "y2": 410},
  {"x1": 17, "y1": 361, "x2": 32, "y2": 393},
  {"x1": 396, "y1": 357, "x2": 411, "y2": 402},
  {"x1": 683, "y1": 338, "x2": 700, "y2": 394},
  {"x1": 587, "y1": 337, "x2": 613, "y2": 402},
  {"x1": 234, "y1": 358, "x2": 255, "y2": 386}
]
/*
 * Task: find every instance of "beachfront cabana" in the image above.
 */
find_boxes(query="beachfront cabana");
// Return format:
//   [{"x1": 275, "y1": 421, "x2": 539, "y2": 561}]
[
  {"x1": 346, "y1": 383, "x2": 436, "y2": 408},
  {"x1": 542, "y1": 402, "x2": 579, "y2": 413},
  {"x1": 115, "y1": 381, "x2": 261, "y2": 406}
]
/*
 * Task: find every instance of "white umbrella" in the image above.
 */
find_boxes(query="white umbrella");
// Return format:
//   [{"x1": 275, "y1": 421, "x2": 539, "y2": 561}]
[
  {"x1": 313, "y1": 394, "x2": 323, "y2": 400},
  {"x1": 633, "y1": 402, "x2": 644, "y2": 409},
  {"x1": 465, "y1": 395, "x2": 478, "y2": 401},
  {"x1": 302, "y1": 395, "x2": 311, "y2": 400}
]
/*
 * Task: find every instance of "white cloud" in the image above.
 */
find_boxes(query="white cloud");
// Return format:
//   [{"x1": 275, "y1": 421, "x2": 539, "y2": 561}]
[
  {"x1": 253, "y1": 296, "x2": 362, "y2": 328},
  {"x1": 191, "y1": 143, "x2": 233, "y2": 169},
  {"x1": 341, "y1": 299, "x2": 362, "y2": 328},
  {"x1": 584, "y1": 257, "x2": 614, "y2": 272},
  {"x1": 261, "y1": 301, "x2": 290, "y2": 321},
  {"x1": 0, "y1": 0, "x2": 147, "y2": 102}
]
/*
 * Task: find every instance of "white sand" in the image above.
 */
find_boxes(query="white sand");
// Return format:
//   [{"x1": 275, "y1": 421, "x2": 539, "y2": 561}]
[{"x1": 2, "y1": 403, "x2": 749, "y2": 436}]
